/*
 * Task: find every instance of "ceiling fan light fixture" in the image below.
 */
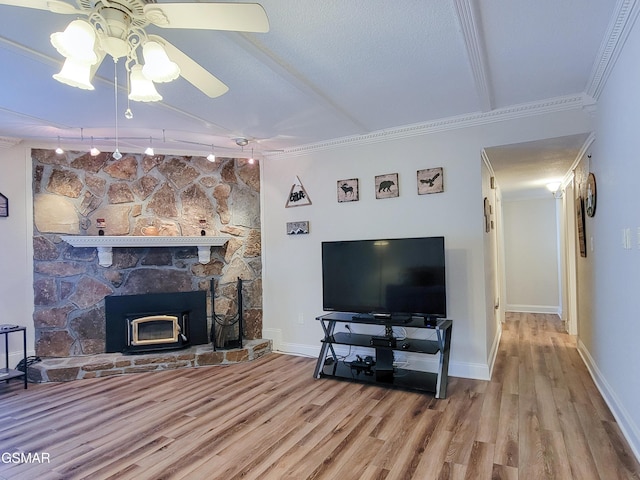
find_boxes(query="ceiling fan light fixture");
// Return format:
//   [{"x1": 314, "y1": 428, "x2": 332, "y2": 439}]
[
  {"x1": 128, "y1": 65, "x2": 162, "y2": 102},
  {"x1": 50, "y1": 19, "x2": 98, "y2": 65},
  {"x1": 53, "y1": 57, "x2": 95, "y2": 90},
  {"x1": 142, "y1": 41, "x2": 180, "y2": 83},
  {"x1": 102, "y1": 36, "x2": 129, "y2": 60},
  {"x1": 99, "y1": 6, "x2": 130, "y2": 59}
]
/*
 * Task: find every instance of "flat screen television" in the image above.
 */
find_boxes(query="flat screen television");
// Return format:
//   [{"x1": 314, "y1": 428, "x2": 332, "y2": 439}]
[{"x1": 322, "y1": 236, "x2": 446, "y2": 320}]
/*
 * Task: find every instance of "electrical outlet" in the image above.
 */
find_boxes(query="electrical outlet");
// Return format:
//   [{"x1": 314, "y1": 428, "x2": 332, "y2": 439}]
[{"x1": 297, "y1": 313, "x2": 304, "y2": 325}]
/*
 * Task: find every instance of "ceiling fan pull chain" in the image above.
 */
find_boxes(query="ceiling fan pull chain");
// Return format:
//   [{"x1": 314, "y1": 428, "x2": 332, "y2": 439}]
[{"x1": 113, "y1": 58, "x2": 122, "y2": 160}]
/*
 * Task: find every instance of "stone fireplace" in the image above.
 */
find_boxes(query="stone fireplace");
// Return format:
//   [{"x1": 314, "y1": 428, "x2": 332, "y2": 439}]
[{"x1": 31, "y1": 149, "x2": 263, "y2": 361}]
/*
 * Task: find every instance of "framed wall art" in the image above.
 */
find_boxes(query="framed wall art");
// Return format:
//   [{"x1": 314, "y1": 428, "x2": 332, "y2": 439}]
[
  {"x1": 483, "y1": 197, "x2": 490, "y2": 233},
  {"x1": 375, "y1": 173, "x2": 399, "y2": 199},
  {"x1": 586, "y1": 172, "x2": 597, "y2": 217},
  {"x1": 0, "y1": 192, "x2": 7, "y2": 217},
  {"x1": 337, "y1": 178, "x2": 359, "y2": 202},
  {"x1": 417, "y1": 167, "x2": 444, "y2": 195},
  {"x1": 286, "y1": 176, "x2": 312, "y2": 208},
  {"x1": 286, "y1": 221, "x2": 310, "y2": 235},
  {"x1": 576, "y1": 196, "x2": 587, "y2": 257}
]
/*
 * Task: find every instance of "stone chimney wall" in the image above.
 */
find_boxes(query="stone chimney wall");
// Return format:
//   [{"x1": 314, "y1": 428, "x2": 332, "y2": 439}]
[{"x1": 31, "y1": 149, "x2": 262, "y2": 357}]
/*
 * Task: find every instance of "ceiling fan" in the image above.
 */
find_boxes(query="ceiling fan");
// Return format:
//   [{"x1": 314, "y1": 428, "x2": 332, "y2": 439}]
[{"x1": 0, "y1": 0, "x2": 270, "y2": 100}]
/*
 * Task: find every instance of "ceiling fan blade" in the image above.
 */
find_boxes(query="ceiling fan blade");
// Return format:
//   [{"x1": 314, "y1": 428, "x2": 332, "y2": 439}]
[
  {"x1": 145, "y1": 2, "x2": 269, "y2": 33},
  {"x1": 0, "y1": 0, "x2": 79, "y2": 14},
  {"x1": 148, "y1": 35, "x2": 229, "y2": 98}
]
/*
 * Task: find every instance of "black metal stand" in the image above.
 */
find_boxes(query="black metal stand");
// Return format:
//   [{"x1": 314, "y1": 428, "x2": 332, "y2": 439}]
[
  {"x1": 1, "y1": 325, "x2": 27, "y2": 389},
  {"x1": 313, "y1": 313, "x2": 452, "y2": 398}
]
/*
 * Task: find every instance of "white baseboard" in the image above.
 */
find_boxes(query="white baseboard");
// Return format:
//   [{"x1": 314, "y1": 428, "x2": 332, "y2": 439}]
[
  {"x1": 506, "y1": 304, "x2": 560, "y2": 314},
  {"x1": 5, "y1": 350, "x2": 36, "y2": 369},
  {"x1": 487, "y1": 321, "x2": 503, "y2": 378},
  {"x1": 276, "y1": 342, "x2": 321, "y2": 359},
  {"x1": 577, "y1": 339, "x2": 640, "y2": 463},
  {"x1": 262, "y1": 328, "x2": 283, "y2": 350},
  {"x1": 448, "y1": 359, "x2": 491, "y2": 381}
]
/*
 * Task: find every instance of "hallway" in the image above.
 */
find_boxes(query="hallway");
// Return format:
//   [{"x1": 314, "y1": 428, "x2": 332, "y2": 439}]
[{"x1": 494, "y1": 312, "x2": 640, "y2": 479}]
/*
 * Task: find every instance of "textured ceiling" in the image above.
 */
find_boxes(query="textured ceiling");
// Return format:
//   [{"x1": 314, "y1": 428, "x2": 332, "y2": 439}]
[{"x1": 0, "y1": 0, "x2": 623, "y2": 195}]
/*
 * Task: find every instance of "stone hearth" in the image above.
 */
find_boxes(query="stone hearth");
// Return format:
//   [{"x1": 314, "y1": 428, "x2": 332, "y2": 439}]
[{"x1": 27, "y1": 339, "x2": 272, "y2": 383}]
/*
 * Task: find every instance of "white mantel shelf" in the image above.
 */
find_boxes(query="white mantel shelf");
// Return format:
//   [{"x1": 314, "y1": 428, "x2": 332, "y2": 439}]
[{"x1": 61, "y1": 236, "x2": 229, "y2": 267}]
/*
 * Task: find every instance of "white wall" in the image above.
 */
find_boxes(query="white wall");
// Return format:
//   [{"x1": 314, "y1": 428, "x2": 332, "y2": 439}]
[
  {"x1": 0, "y1": 144, "x2": 34, "y2": 366},
  {"x1": 578, "y1": 12, "x2": 640, "y2": 458},
  {"x1": 261, "y1": 109, "x2": 592, "y2": 380},
  {"x1": 502, "y1": 197, "x2": 560, "y2": 313}
]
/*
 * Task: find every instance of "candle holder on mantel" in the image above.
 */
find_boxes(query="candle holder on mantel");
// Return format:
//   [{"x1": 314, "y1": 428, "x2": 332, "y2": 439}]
[{"x1": 210, "y1": 277, "x2": 243, "y2": 351}]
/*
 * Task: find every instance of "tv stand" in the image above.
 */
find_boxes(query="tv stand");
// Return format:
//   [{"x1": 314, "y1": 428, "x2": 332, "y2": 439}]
[{"x1": 313, "y1": 312, "x2": 452, "y2": 398}]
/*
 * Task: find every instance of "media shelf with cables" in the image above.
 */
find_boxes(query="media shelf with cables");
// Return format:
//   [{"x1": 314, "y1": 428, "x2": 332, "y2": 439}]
[{"x1": 313, "y1": 312, "x2": 452, "y2": 398}]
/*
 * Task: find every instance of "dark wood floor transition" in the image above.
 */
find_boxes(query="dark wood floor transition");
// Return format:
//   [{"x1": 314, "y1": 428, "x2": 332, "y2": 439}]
[{"x1": 0, "y1": 313, "x2": 638, "y2": 479}]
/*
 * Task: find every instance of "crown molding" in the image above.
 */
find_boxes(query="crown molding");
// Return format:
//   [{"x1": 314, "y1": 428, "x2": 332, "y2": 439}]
[
  {"x1": 0, "y1": 137, "x2": 22, "y2": 149},
  {"x1": 453, "y1": 0, "x2": 493, "y2": 112},
  {"x1": 272, "y1": 94, "x2": 587, "y2": 158},
  {"x1": 586, "y1": 0, "x2": 640, "y2": 99}
]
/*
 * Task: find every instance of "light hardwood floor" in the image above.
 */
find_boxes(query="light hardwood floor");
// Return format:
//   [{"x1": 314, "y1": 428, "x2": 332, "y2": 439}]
[{"x1": 0, "y1": 313, "x2": 638, "y2": 479}]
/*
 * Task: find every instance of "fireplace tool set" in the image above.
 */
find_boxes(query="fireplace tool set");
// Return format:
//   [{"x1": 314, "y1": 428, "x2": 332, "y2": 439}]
[{"x1": 210, "y1": 277, "x2": 244, "y2": 351}]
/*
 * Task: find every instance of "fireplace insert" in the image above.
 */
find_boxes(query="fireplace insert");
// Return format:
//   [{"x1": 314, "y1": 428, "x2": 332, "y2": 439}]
[
  {"x1": 127, "y1": 313, "x2": 187, "y2": 352},
  {"x1": 105, "y1": 291, "x2": 207, "y2": 354}
]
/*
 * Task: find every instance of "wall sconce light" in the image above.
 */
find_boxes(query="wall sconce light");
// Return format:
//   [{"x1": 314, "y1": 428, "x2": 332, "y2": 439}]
[
  {"x1": 546, "y1": 182, "x2": 561, "y2": 192},
  {"x1": 546, "y1": 182, "x2": 563, "y2": 199}
]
